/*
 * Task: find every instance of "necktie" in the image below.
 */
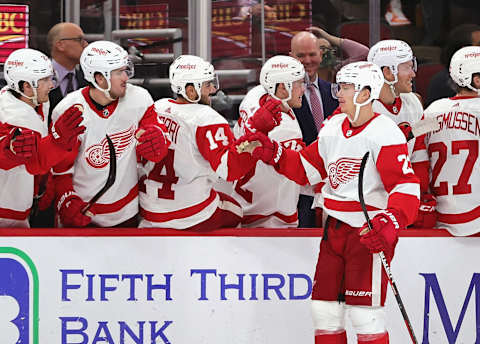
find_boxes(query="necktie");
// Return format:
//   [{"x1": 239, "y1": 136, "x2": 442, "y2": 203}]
[
  {"x1": 307, "y1": 83, "x2": 324, "y2": 130},
  {"x1": 65, "y1": 72, "x2": 74, "y2": 95}
]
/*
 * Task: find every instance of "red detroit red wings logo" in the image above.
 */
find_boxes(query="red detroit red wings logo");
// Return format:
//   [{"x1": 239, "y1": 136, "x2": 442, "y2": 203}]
[
  {"x1": 85, "y1": 125, "x2": 135, "y2": 168},
  {"x1": 327, "y1": 157, "x2": 362, "y2": 189}
]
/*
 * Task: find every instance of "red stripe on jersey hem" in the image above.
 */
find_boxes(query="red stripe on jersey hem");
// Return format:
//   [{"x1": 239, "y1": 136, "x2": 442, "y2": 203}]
[
  {"x1": 438, "y1": 205, "x2": 480, "y2": 224},
  {"x1": 89, "y1": 184, "x2": 138, "y2": 215},
  {"x1": 324, "y1": 198, "x2": 381, "y2": 212},
  {"x1": 242, "y1": 211, "x2": 298, "y2": 225},
  {"x1": 140, "y1": 189, "x2": 217, "y2": 222},
  {"x1": 0, "y1": 207, "x2": 30, "y2": 221}
]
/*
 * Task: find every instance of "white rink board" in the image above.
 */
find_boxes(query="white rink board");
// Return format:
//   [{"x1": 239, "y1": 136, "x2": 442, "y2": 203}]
[{"x1": 0, "y1": 235, "x2": 478, "y2": 344}]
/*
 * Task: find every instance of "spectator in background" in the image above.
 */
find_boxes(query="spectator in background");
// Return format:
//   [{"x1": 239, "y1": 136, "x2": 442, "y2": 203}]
[
  {"x1": 46, "y1": 22, "x2": 89, "y2": 121},
  {"x1": 384, "y1": 0, "x2": 410, "y2": 26},
  {"x1": 425, "y1": 24, "x2": 480, "y2": 107},
  {"x1": 290, "y1": 31, "x2": 339, "y2": 228},
  {"x1": 308, "y1": 26, "x2": 369, "y2": 82}
]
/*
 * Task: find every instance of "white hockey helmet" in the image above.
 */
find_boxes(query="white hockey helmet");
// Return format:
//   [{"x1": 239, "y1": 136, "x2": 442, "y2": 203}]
[
  {"x1": 169, "y1": 54, "x2": 218, "y2": 103},
  {"x1": 449, "y1": 46, "x2": 480, "y2": 93},
  {"x1": 4, "y1": 48, "x2": 54, "y2": 105},
  {"x1": 335, "y1": 61, "x2": 384, "y2": 122},
  {"x1": 80, "y1": 40, "x2": 133, "y2": 99},
  {"x1": 260, "y1": 55, "x2": 305, "y2": 103},
  {"x1": 367, "y1": 39, "x2": 416, "y2": 92}
]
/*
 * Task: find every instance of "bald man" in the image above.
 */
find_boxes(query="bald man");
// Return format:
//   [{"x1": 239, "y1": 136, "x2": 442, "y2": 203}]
[
  {"x1": 290, "y1": 31, "x2": 339, "y2": 228},
  {"x1": 47, "y1": 22, "x2": 88, "y2": 119}
]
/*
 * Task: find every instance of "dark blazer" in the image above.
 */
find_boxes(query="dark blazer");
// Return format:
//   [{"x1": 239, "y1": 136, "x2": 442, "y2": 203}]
[
  {"x1": 294, "y1": 78, "x2": 339, "y2": 145},
  {"x1": 294, "y1": 77, "x2": 339, "y2": 228},
  {"x1": 48, "y1": 68, "x2": 88, "y2": 125}
]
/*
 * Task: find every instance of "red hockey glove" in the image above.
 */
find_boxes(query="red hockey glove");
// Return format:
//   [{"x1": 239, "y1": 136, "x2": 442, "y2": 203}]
[
  {"x1": 52, "y1": 104, "x2": 86, "y2": 150},
  {"x1": 398, "y1": 122, "x2": 412, "y2": 141},
  {"x1": 246, "y1": 98, "x2": 283, "y2": 134},
  {"x1": 135, "y1": 125, "x2": 170, "y2": 162},
  {"x1": 56, "y1": 192, "x2": 92, "y2": 227},
  {"x1": 412, "y1": 194, "x2": 437, "y2": 228},
  {"x1": 9, "y1": 129, "x2": 38, "y2": 161},
  {"x1": 359, "y1": 210, "x2": 403, "y2": 254}
]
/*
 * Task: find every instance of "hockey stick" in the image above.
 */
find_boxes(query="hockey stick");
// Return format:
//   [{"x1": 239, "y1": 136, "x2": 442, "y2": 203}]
[
  {"x1": 358, "y1": 152, "x2": 418, "y2": 344},
  {"x1": 81, "y1": 135, "x2": 117, "y2": 216}
]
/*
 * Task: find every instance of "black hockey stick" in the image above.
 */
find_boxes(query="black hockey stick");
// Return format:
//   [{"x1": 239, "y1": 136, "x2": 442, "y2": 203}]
[
  {"x1": 358, "y1": 152, "x2": 418, "y2": 344},
  {"x1": 81, "y1": 135, "x2": 117, "y2": 216}
]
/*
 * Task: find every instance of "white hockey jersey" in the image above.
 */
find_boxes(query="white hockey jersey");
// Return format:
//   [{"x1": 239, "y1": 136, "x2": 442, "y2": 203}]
[
  {"x1": 0, "y1": 87, "x2": 50, "y2": 226},
  {"x1": 421, "y1": 95, "x2": 480, "y2": 236},
  {"x1": 230, "y1": 85, "x2": 304, "y2": 227},
  {"x1": 52, "y1": 85, "x2": 154, "y2": 227},
  {"x1": 275, "y1": 112, "x2": 420, "y2": 228},
  {"x1": 139, "y1": 98, "x2": 256, "y2": 229},
  {"x1": 372, "y1": 92, "x2": 426, "y2": 162}
]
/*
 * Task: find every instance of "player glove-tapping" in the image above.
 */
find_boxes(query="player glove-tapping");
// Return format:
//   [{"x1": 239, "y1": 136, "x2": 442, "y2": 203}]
[
  {"x1": 245, "y1": 98, "x2": 283, "y2": 134},
  {"x1": 7, "y1": 128, "x2": 38, "y2": 162},
  {"x1": 412, "y1": 193, "x2": 437, "y2": 228},
  {"x1": 56, "y1": 191, "x2": 92, "y2": 227},
  {"x1": 237, "y1": 131, "x2": 283, "y2": 165},
  {"x1": 52, "y1": 105, "x2": 86, "y2": 150},
  {"x1": 135, "y1": 124, "x2": 171, "y2": 162},
  {"x1": 358, "y1": 209, "x2": 404, "y2": 254}
]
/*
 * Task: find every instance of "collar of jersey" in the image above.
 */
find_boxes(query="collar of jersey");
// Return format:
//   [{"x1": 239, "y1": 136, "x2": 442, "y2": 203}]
[
  {"x1": 378, "y1": 96, "x2": 402, "y2": 115},
  {"x1": 341, "y1": 112, "x2": 380, "y2": 138},
  {"x1": 450, "y1": 95, "x2": 479, "y2": 100},
  {"x1": 82, "y1": 86, "x2": 119, "y2": 119}
]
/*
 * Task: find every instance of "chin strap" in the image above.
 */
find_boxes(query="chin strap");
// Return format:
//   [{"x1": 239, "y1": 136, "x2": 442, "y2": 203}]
[
  {"x1": 20, "y1": 87, "x2": 39, "y2": 107},
  {"x1": 350, "y1": 92, "x2": 372, "y2": 123}
]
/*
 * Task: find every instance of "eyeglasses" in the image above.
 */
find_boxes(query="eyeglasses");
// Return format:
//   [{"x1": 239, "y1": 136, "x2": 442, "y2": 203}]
[{"x1": 59, "y1": 37, "x2": 86, "y2": 43}]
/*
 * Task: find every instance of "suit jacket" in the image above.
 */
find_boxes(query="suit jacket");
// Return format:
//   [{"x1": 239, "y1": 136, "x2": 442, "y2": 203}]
[
  {"x1": 294, "y1": 77, "x2": 339, "y2": 145},
  {"x1": 48, "y1": 68, "x2": 88, "y2": 125}
]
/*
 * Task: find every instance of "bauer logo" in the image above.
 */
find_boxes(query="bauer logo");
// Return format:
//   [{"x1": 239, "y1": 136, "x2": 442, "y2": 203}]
[{"x1": 0, "y1": 247, "x2": 39, "y2": 344}]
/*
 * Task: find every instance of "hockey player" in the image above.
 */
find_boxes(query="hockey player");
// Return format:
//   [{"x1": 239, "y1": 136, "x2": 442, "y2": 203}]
[
  {"x1": 52, "y1": 41, "x2": 169, "y2": 228},
  {"x1": 230, "y1": 55, "x2": 306, "y2": 227},
  {"x1": 138, "y1": 54, "x2": 277, "y2": 230},
  {"x1": 368, "y1": 39, "x2": 436, "y2": 228},
  {"x1": 417, "y1": 46, "x2": 480, "y2": 236},
  {"x1": 0, "y1": 48, "x2": 85, "y2": 227},
  {"x1": 238, "y1": 61, "x2": 420, "y2": 343}
]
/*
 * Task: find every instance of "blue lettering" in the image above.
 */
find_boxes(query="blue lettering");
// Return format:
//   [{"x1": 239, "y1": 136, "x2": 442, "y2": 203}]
[
  {"x1": 150, "y1": 320, "x2": 172, "y2": 344},
  {"x1": 86, "y1": 274, "x2": 95, "y2": 301},
  {"x1": 219, "y1": 273, "x2": 245, "y2": 300},
  {"x1": 249, "y1": 273, "x2": 258, "y2": 300},
  {"x1": 92, "y1": 321, "x2": 114, "y2": 343},
  {"x1": 421, "y1": 273, "x2": 480, "y2": 343},
  {"x1": 288, "y1": 274, "x2": 312, "y2": 300},
  {"x1": 122, "y1": 274, "x2": 143, "y2": 301},
  {"x1": 146, "y1": 274, "x2": 172, "y2": 301},
  {"x1": 190, "y1": 269, "x2": 217, "y2": 300},
  {"x1": 61, "y1": 316, "x2": 88, "y2": 344},
  {"x1": 263, "y1": 274, "x2": 286, "y2": 300},
  {"x1": 119, "y1": 321, "x2": 144, "y2": 344},
  {"x1": 100, "y1": 274, "x2": 119, "y2": 301},
  {"x1": 61, "y1": 270, "x2": 84, "y2": 301}
]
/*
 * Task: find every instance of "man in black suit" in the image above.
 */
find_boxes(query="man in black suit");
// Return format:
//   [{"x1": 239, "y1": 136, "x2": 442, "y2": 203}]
[
  {"x1": 47, "y1": 22, "x2": 89, "y2": 122},
  {"x1": 290, "y1": 31, "x2": 339, "y2": 228},
  {"x1": 30, "y1": 23, "x2": 88, "y2": 228}
]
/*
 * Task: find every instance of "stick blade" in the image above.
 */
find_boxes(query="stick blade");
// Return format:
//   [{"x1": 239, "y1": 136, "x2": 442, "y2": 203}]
[{"x1": 411, "y1": 117, "x2": 439, "y2": 137}]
